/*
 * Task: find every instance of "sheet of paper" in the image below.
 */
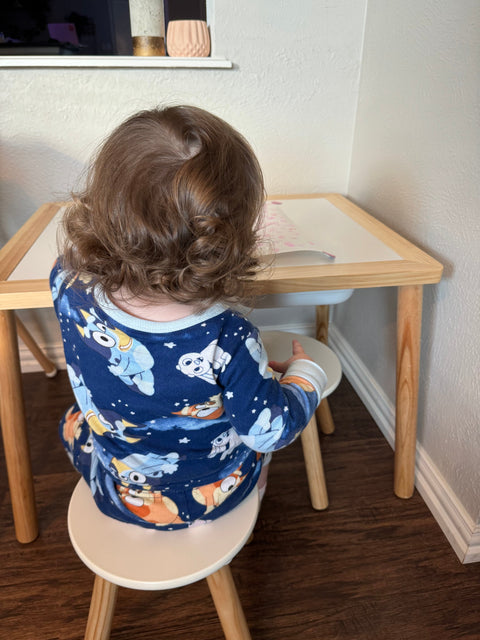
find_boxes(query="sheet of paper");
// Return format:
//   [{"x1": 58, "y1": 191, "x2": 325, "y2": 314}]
[
  {"x1": 258, "y1": 200, "x2": 335, "y2": 260},
  {"x1": 259, "y1": 198, "x2": 402, "y2": 266}
]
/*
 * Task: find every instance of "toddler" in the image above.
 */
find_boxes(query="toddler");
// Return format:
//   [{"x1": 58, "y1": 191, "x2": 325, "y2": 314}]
[{"x1": 51, "y1": 105, "x2": 327, "y2": 530}]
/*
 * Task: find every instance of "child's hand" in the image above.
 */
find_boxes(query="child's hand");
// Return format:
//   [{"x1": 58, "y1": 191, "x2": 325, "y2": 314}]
[{"x1": 268, "y1": 339, "x2": 314, "y2": 375}]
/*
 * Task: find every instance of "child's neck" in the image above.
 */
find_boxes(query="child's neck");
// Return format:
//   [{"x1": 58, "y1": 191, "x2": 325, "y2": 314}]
[{"x1": 109, "y1": 288, "x2": 201, "y2": 322}]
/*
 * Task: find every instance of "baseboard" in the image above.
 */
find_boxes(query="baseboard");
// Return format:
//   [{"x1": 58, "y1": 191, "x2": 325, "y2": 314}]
[
  {"x1": 414, "y1": 448, "x2": 480, "y2": 564},
  {"x1": 19, "y1": 341, "x2": 66, "y2": 373},
  {"x1": 462, "y1": 527, "x2": 480, "y2": 563},
  {"x1": 257, "y1": 321, "x2": 315, "y2": 335},
  {"x1": 329, "y1": 324, "x2": 480, "y2": 564},
  {"x1": 20, "y1": 322, "x2": 479, "y2": 563}
]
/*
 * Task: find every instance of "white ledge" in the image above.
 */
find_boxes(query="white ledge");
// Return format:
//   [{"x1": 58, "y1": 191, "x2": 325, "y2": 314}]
[{"x1": 0, "y1": 55, "x2": 233, "y2": 69}]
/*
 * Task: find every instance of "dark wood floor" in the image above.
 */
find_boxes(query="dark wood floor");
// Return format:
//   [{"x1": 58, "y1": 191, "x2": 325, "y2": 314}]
[{"x1": 1, "y1": 370, "x2": 479, "y2": 640}]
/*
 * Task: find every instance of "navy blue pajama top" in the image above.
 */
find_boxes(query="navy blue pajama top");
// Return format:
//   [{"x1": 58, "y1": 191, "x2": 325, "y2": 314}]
[{"x1": 51, "y1": 260, "x2": 327, "y2": 529}]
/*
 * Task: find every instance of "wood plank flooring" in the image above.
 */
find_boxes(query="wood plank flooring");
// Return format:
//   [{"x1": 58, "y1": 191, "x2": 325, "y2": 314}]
[{"x1": 1, "y1": 370, "x2": 479, "y2": 640}]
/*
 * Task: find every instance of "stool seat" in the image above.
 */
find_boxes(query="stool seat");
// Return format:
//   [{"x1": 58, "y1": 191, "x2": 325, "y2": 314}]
[
  {"x1": 260, "y1": 330, "x2": 342, "y2": 398},
  {"x1": 254, "y1": 291, "x2": 352, "y2": 444},
  {"x1": 260, "y1": 330, "x2": 342, "y2": 511},
  {"x1": 68, "y1": 479, "x2": 259, "y2": 591},
  {"x1": 69, "y1": 480, "x2": 258, "y2": 638}
]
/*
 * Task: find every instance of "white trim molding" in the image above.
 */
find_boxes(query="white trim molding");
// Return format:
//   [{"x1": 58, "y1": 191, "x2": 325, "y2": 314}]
[
  {"x1": 329, "y1": 323, "x2": 480, "y2": 564},
  {"x1": 0, "y1": 55, "x2": 232, "y2": 69},
  {"x1": 19, "y1": 340, "x2": 66, "y2": 374}
]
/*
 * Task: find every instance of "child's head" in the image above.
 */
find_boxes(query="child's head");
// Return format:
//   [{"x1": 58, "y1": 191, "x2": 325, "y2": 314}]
[{"x1": 61, "y1": 105, "x2": 265, "y2": 308}]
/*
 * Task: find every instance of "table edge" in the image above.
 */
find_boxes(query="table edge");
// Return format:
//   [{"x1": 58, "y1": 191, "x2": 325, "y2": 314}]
[
  {"x1": 0, "y1": 202, "x2": 64, "y2": 280},
  {"x1": 0, "y1": 196, "x2": 444, "y2": 309},
  {"x1": 269, "y1": 193, "x2": 444, "y2": 271}
]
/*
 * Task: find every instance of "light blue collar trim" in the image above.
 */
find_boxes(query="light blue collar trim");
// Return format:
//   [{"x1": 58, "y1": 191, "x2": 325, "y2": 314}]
[{"x1": 94, "y1": 287, "x2": 227, "y2": 333}]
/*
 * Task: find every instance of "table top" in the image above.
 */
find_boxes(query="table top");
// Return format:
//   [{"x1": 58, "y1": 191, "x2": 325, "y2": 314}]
[{"x1": 0, "y1": 194, "x2": 443, "y2": 310}]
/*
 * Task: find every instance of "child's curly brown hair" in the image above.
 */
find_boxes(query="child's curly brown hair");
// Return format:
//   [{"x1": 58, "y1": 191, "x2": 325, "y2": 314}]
[{"x1": 60, "y1": 105, "x2": 265, "y2": 308}]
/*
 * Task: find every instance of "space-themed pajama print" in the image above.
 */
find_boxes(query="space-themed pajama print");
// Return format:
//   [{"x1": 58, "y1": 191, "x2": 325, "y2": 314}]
[{"x1": 51, "y1": 260, "x2": 327, "y2": 530}]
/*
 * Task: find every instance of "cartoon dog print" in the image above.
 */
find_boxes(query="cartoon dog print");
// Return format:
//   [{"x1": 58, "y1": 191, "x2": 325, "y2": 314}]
[
  {"x1": 67, "y1": 363, "x2": 143, "y2": 444},
  {"x1": 50, "y1": 264, "x2": 68, "y2": 301},
  {"x1": 110, "y1": 451, "x2": 180, "y2": 485},
  {"x1": 172, "y1": 393, "x2": 225, "y2": 420},
  {"x1": 245, "y1": 333, "x2": 272, "y2": 379},
  {"x1": 208, "y1": 428, "x2": 243, "y2": 460},
  {"x1": 176, "y1": 339, "x2": 231, "y2": 385},
  {"x1": 74, "y1": 436, "x2": 104, "y2": 499},
  {"x1": 62, "y1": 405, "x2": 84, "y2": 451},
  {"x1": 242, "y1": 407, "x2": 286, "y2": 452},
  {"x1": 192, "y1": 465, "x2": 245, "y2": 513},
  {"x1": 117, "y1": 485, "x2": 186, "y2": 526},
  {"x1": 75, "y1": 308, "x2": 155, "y2": 395}
]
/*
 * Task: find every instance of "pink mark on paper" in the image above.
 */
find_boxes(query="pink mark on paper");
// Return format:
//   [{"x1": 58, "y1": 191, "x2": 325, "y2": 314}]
[{"x1": 258, "y1": 201, "x2": 335, "y2": 259}]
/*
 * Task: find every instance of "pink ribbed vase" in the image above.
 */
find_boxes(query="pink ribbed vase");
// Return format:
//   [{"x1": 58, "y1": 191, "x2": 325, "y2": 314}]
[{"x1": 166, "y1": 20, "x2": 211, "y2": 57}]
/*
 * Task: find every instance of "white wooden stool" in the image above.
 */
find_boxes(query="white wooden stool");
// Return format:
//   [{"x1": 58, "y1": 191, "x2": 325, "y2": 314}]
[
  {"x1": 254, "y1": 289, "x2": 353, "y2": 436},
  {"x1": 261, "y1": 330, "x2": 342, "y2": 510},
  {"x1": 68, "y1": 478, "x2": 259, "y2": 640}
]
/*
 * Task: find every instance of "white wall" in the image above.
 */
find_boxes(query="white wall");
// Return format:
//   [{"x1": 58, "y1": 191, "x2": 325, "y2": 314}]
[
  {"x1": 334, "y1": 0, "x2": 480, "y2": 560},
  {"x1": 0, "y1": 1, "x2": 365, "y2": 238},
  {"x1": 0, "y1": 0, "x2": 366, "y2": 348}
]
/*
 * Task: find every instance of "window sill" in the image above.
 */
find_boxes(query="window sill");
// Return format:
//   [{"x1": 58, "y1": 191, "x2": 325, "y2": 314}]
[{"x1": 0, "y1": 55, "x2": 232, "y2": 69}]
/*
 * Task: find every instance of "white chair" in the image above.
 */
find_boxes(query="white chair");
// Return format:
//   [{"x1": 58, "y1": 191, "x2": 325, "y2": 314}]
[
  {"x1": 68, "y1": 478, "x2": 259, "y2": 640},
  {"x1": 255, "y1": 289, "x2": 353, "y2": 435},
  {"x1": 260, "y1": 330, "x2": 342, "y2": 510}
]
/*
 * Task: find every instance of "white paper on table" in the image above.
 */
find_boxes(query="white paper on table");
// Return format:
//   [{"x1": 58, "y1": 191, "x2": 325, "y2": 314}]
[{"x1": 257, "y1": 199, "x2": 402, "y2": 266}]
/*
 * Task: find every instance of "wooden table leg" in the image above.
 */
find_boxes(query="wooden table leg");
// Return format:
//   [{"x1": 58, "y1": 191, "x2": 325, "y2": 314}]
[
  {"x1": 395, "y1": 285, "x2": 423, "y2": 499},
  {"x1": 0, "y1": 310, "x2": 39, "y2": 542}
]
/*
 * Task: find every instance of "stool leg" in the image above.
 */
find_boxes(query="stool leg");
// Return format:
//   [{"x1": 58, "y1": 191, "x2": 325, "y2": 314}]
[
  {"x1": 15, "y1": 316, "x2": 57, "y2": 377},
  {"x1": 316, "y1": 398, "x2": 335, "y2": 435},
  {"x1": 315, "y1": 305, "x2": 330, "y2": 344},
  {"x1": 300, "y1": 416, "x2": 329, "y2": 510},
  {"x1": 206, "y1": 565, "x2": 252, "y2": 640},
  {"x1": 315, "y1": 305, "x2": 336, "y2": 434},
  {"x1": 85, "y1": 575, "x2": 119, "y2": 640}
]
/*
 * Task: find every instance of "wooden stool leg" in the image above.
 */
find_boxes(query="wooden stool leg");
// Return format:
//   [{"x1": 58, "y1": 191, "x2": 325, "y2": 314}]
[
  {"x1": 300, "y1": 416, "x2": 329, "y2": 510},
  {"x1": 315, "y1": 304, "x2": 330, "y2": 344},
  {"x1": 206, "y1": 565, "x2": 252, "y2": 640},
  {"x1": 15, "y1": 316, "x2": 57, "y2": 377},
  {"x1": 85, "y1": 575, "x2": 119, "y2": 640},
  {"x1": 315, "y1": 304, "x2": 336, "y2": 434},
  {"x1": 315, "y1": 398, "x2": 335, "y2": 434}
]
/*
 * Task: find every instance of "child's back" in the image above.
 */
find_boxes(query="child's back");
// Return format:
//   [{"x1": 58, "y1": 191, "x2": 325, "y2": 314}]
[{"x1": 52, "y1": 105, "x2": 327, "y2": 530}]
